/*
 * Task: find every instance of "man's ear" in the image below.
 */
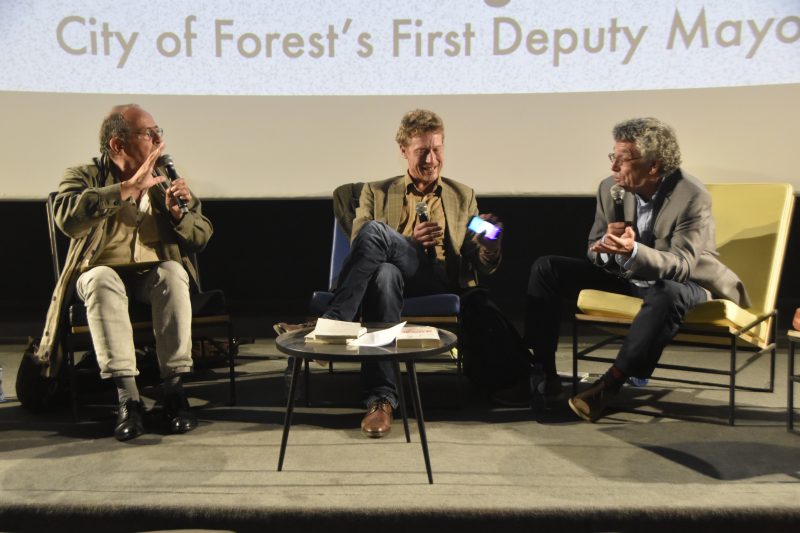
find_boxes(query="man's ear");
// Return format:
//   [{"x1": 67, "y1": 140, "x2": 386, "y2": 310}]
[
  {"x1": 108, "y1": 136, "x2": 124, "y2": 155},
  {"x1": 399, "y1": 144, "x2": 408, "y2": 160},
  {"x1": 648, "y1": 160, "x2": 661, "y2": 175}
]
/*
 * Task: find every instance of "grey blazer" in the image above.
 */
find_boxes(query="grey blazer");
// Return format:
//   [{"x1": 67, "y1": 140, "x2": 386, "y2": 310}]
[{"x1": 587, "y1": 170, "x2": 750, "y2": 307}]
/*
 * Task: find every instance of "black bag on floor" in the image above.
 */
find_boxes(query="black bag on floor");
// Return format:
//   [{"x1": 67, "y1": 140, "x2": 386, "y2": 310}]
[
  {"x1": 16, "y1": 337, "x2": 66, "y2": 413},
  {"x1": 459, "y1": 288, "x2": 532, "y2": 391}
]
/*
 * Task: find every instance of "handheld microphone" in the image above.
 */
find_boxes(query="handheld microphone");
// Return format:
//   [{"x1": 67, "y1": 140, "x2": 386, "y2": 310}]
[
  {"x1": 415, "y1": 201, "x2": 436, "y2": 262},
  {"x1": 610, "y1": 184, "x2": 626, "y2": 224},
  {"x1": 158, "y1": 154, "x2": 189, "y2": 215},
  {"x1": 415, "y1": 201, "x2": 429, "y2": 222}
]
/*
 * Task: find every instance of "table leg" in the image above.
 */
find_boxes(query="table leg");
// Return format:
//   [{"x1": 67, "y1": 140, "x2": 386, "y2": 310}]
[
  {"x1": 406, "y1": 361, "x2": 433, "y2": 484},
  {"x1": 392, "y1": 360, "x2": 411, "y2": 443},
  {"x1": 278, "y1": 356, "x2": 303, "y2": 471}
]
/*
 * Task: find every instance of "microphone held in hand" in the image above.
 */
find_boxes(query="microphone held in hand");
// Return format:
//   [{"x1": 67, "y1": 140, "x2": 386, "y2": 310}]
[
  {"x1": 415, "y1": 201, "x2": 429, "y2": 222},
  {"x1": 610, "y1": 184, "x2": 626, "y2": 224},
  {"x1": 415, "y1": 201, "x2": 436, "y2": 262},
  {"x1": 157, "y1": 154, "x2": 189, "y2": 214}
]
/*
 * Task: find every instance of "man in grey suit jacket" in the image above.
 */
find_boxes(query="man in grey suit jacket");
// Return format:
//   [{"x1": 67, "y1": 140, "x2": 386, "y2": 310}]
[
  {"x1": 524, "y1": 117, "x2": 749, "y2": 422},
  {"x1": 318, "y1": 109, "x2": 502, "y2": 437}
]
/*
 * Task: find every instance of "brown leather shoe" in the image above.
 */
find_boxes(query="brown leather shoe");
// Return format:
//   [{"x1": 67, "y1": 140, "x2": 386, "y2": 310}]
[
  {"x1": 568, "y1": 376, "x2": 619, "y2": 422},
  {"x1": 793, "y1": 308, "x2": 800, "y2": 332},
  {"x1": 361, "y1": 398, "x2": 393, "y2": 438}
]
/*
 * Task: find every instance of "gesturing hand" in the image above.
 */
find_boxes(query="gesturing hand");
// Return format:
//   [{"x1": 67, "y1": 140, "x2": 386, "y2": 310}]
[{"x1": 591, "y1": 225, "x2": 636, "y2": 257}]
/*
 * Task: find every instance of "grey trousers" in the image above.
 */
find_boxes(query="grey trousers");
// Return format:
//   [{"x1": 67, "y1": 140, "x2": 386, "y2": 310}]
[{"x1": 75, "y1": 261, "x2": 193, "y2": 379}]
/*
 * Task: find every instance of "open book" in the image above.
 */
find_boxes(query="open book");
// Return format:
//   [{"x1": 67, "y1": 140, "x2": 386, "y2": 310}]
[
  {"x1": 396, "y1": 326, "x2": 440, "y2": 348},
  {"x1": 305, "y1": 318, "x2": 367, "y2": 344}
]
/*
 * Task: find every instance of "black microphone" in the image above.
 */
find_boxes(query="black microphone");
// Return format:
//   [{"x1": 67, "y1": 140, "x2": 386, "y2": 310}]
[
  {"x1": 158, "y1": 154, "x2": 189, "y2": 215},
  {"x1": 415, "y1": 201, "x2": 436, "y2": 262},
  {"x1": 610, "y1": 184, "x2": 626, "y2": 224}
]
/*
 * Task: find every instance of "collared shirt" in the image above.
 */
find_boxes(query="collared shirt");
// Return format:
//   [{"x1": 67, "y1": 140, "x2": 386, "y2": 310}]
[
  {"x1": 398, "y1": 173, "x2": 446, "y2": 261},
  {"x1": 616, "y1": 191, "x2": 658, "y2": 286},
  {"x1": 92, "y1": 190, "x2": 162, "y2": 265}
]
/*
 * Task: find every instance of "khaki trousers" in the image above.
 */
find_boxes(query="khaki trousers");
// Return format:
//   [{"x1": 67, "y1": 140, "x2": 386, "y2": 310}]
[{"x1": 76, "y1": 260, "x2": 193, "y2": 379}]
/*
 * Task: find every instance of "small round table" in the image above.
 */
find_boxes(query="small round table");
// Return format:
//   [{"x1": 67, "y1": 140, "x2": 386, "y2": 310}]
[{"x1": 275, "y1": 325, "x2": 457, "y2": 484}]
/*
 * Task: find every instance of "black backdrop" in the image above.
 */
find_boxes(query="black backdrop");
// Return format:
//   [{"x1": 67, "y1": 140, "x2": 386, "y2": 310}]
[{"x1": 1, "y1": 195, "x2": 797, "y2": 339}]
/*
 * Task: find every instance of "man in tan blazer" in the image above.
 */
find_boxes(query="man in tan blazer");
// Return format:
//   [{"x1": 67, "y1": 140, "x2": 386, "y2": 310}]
[
  {"x1": 524, "y1": 117, "x2": 749, "y2": 422},
  {"x1": 323, "y1": 109, "x2": 502, "y2": 437}
]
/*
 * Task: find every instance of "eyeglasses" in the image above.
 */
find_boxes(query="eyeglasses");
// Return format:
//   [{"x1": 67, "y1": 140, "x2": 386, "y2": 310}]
[
  {"x1": 608, "y1": 153, "x2": 641, "y2": 165},
  {"x1": 134, "y1": 127, "x2": 164, "y2": 140}
]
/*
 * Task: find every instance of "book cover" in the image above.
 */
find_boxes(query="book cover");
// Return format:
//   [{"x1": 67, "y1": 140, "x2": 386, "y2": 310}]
[{"x1": 396, "y1": 326, "x2": 440, "y2": 347}]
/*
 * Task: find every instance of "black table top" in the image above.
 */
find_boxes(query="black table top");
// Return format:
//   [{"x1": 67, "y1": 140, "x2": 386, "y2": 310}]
[{"x1": 275, "y1": 325, "x2": 457, "y2": 363}]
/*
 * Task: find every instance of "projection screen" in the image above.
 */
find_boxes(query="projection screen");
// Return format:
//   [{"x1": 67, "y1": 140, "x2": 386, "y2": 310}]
[{"x1": 1, "y1": 0, "x2": 798, "y2": 198}]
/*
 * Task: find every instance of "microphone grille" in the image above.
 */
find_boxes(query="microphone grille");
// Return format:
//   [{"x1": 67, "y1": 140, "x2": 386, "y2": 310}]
[
  {"x1": 415, "y1": 201, "x2": 429, "y2": 216},
  {"x1": 158, "y1": 154, "x2": 174, "y2": 167},
  {"x1": 610, "y1": 184, "x2": 625, "y2": 201}
]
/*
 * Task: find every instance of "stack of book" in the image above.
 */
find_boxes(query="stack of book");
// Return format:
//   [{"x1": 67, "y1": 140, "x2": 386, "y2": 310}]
[
  {"x1": 396, "y1": 326, "x2": 440, "y2": 347},
  {"x1": 304, "y1": 318, "x2": 367, "y2": 344}
]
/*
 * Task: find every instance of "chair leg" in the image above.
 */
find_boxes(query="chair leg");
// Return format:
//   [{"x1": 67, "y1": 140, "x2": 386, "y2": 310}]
[
  {"x1": 789, "y1": 340, "x2": 796, "y2": 432},
  {"x1": 768, "y1": 314, "x2": 777, "y2": 392},
  {"x1": 729, "y1": 336, "x2": 737, "y2": 426},
  {"x1": 228, "y1": 323, "x2": 237, "y2": 406},
  {"x1": 572, "y1": 319, "x2": 579, "y2": 397},
  {"x1": 68, "y1": 348, "x2": 78, "y2": 422}
]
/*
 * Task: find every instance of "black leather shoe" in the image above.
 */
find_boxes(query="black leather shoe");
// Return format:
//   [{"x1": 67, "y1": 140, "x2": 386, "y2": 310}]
[
  {"x1": 164, "y1": 391, "x2": 197, "y2": 434},
  {"x1": 114, "y1": 399, "x2": 144, "y2": 442}
]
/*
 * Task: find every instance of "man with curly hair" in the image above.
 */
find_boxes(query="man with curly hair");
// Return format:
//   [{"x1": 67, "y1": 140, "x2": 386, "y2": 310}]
[{"x1": 522, "y1": 117, "x2": 749, "y2": 421}]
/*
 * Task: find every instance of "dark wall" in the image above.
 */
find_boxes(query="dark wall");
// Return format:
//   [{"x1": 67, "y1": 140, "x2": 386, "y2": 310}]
[{"x1": 2, "y1": 196, "x2": 798, "y2": 338}]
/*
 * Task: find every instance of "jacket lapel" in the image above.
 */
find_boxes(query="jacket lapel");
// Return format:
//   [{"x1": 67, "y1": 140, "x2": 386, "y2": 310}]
[{"x1": 386, "y1": 177, "x2": 406, "y2": 229}]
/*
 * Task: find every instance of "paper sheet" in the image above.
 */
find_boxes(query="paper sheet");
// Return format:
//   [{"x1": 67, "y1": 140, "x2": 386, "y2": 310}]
[{"x1": 346, "y1": 322, "x2": 407, "y2": 347}]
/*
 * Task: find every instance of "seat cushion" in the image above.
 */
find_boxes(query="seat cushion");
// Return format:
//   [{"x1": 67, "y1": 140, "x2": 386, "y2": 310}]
[{"x1": 577, "y1": 289, "x2": 768, "y2": 347}]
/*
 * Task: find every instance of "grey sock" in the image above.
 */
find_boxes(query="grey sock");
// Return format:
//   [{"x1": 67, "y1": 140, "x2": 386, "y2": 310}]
[{"x1": 114, "y1": 376, "x2": 140, "y2": 404}]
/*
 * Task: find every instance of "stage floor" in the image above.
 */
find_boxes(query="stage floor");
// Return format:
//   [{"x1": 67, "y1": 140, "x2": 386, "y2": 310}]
[{"x1": 0, "y1": 338, "x2": 798, "y2": 532}]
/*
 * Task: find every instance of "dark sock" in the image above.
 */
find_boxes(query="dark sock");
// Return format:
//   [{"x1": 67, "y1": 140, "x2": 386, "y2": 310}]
[
  {"x1": 605, "y1": 366, "x2": 627, "y2": 390},
  {"x1": 114, "y1": 376, "x2": 140, "y2": 404},
  {"x1": 162, "y1": 374, "x2": 183, "y2": 396},
  {"x1": 532, "y1": 351, "x2": 557, "y2": 378}
]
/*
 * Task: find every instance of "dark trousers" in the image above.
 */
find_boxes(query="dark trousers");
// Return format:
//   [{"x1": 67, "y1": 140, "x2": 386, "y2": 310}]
[
  {"x1": 525, "y1": 255, "x2": 707, "y2": 379},
  {"x1": 324, "y1": 221, "x2": 450, "y2": 407}
]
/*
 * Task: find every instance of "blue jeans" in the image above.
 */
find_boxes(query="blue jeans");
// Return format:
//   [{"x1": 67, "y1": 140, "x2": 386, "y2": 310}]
[{"x1": 324, "y1": 221, "x2": 450, "y2": 408}]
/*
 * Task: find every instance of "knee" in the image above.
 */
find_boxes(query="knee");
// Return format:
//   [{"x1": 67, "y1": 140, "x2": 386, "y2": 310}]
[
  {"x1": 78, "y1": 266, "x2": 125, "y2": 296},
  {"x1": 528, "y1": 255, "x2": 558, "y2": 289},
  {"x1": 352, "y1": 220, "x2": 387, "y2": 248},
  {"x1": 370, "y1": 263, "x2": 403, "y2": 293}
]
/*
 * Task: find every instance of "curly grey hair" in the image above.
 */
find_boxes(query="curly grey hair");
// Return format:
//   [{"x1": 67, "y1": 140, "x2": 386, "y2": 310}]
[
  {"x1": 99, "y1": 104, "x2": 139, "y2": 156},
  {"x1": 395, "y1": 109, "x2": 444, "y2": 147},
  {"x1": 613, "y1": 117, "x2": 682, "y2": 176}
]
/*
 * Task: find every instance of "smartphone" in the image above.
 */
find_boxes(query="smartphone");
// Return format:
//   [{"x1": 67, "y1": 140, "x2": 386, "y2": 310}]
[{"x1": 467, "y1": 216, "x2": 501, "y2": 240}]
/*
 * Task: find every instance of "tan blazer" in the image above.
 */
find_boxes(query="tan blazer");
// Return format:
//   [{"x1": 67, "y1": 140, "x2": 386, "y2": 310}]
[
  {"x1": 352, "y1": 175, "x2": 500, "y2": 289},
  {"x1": 588, "y1": 170, "x2": 750, "y2": 306}
]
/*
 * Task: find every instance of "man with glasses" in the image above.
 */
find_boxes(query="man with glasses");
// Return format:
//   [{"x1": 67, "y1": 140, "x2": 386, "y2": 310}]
[
  {"x1": 38, "y1": 104, "x2": 213, "y2": 441},
  {"x1": 519, "y1": 117, "x2": 749, "y2": 421}
]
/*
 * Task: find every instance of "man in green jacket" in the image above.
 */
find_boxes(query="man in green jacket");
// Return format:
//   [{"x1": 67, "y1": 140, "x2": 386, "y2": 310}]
[{"x1": 37, "y1": 104, "x2": 213, "y2": 441}]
